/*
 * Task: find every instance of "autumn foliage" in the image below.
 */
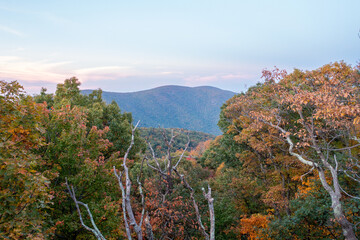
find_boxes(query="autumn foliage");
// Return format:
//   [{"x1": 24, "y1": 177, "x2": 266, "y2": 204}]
[
  {"x1": 0, "y1": 81, "x2": 53, "y2": 239},
  {"x1": 222, "y1": 62, "x2": 360, "y2": 239},
  {"x1": 0, "y1": 62, "x2": 359, "y2": 239},
  {"x1": 238, "y1": 214, "x2": 270, "y2": 240}
]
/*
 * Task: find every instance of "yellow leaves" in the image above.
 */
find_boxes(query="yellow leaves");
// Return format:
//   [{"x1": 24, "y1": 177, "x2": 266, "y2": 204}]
[
  {"x1": 295, "y1": 176, "x2": 320, "y2": 198},
  {"x1": 215, "y1": 162, "x2": 225, "y2": 177},
  {"x1": 239, "y1": 214, "x2": 271, "y2": 240},
  {"x1": 354, "y1": 117, "x2": 360, "y2": 125}
]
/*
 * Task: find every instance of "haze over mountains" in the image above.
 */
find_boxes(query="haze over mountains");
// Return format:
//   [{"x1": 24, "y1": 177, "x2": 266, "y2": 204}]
[{"x1": 82, "y1": 85, "x2": 236, "y2": 135}]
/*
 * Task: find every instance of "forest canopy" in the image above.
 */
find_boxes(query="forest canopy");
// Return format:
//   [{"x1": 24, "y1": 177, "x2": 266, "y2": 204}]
[{"x1": 0, "y1": 62, "x2": 359, "y2": 239}]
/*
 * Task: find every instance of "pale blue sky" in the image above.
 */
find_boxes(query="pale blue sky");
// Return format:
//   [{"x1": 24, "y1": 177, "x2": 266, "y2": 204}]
[{"x1": 0, "y1": 0, "x2": 359, "y2": 94}]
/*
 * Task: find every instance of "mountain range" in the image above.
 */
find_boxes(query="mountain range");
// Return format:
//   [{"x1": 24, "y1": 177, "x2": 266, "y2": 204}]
[{"x1": 82, "y1": 85, "x2": 236, "y2": 135}]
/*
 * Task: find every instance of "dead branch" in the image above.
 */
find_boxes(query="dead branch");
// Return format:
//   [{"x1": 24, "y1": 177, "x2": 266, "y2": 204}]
[
  {"x1": 113, "y1": 120, "x2": 150, "y2": 240},
  {"x1": 65, "y1": 178, "x2": 106, "y2": 240}
]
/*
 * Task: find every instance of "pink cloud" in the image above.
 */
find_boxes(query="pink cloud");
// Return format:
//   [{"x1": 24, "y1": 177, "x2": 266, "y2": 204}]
[
  {"x1": 74, "y1": 66, "x2": 133, "y2": 81},
  {"x1": 184, "y1": 73, "x2": 253, "y2": 86},
  {"x1": 0, "y1": 56, "x2": 71, "y2": 83},
  {"x1": 221, "y1": 74, "x2": 250, "y2": 79}
]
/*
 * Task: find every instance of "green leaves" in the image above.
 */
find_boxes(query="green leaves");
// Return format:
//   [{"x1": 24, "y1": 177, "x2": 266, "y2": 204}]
[{"x1": 0, "y1": 80, "x2": 53, "y2": 239}]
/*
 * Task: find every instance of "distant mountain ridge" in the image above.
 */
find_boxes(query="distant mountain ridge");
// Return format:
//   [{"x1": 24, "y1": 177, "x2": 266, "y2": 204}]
[{"x1": 82, "y1": 85, "x2": 236, "y2": 135}]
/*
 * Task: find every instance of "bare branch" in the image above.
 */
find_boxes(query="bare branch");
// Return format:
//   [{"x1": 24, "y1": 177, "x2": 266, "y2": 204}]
[
  {"x1": 334, "y1": 155, "x2": 339, "y2": 172},
  {"x1": 144, "y1": 212, "x2": 154, "y2": 240},
  {"x1": 260, "y1": 118, "x2": 318, "y2": 167},
  {"x1": 65, "y1": 178, "x2": 106, "y2": 240},
  {"x1": 202, "y1": 185, "x2": 215, "y2": 240},
  {"x1": 300, "y1": 167, "x2": 315, "y2": 182},
  {"x1": 123, "y1": 120, "x2": 140, "y2": 163},
  {"x1": 352, "y1": 136, "x2": 360, "y2": 144},
  {"x1": 173, "y1": 168, "x2": 209, "y2": 240},
  {"x1": 146, "y1": 141, "x2": 163, "y2": 172},
  {"x1": 113, "y1": 167, "x2": 132, "y2": 240},
  {"x1": 339, "y1": 185, "x2": 360, "y2": 200},
  {"x1": 173, "y1": 135, "x2": 190, "y2": 169},
  {"x1": 113, "y1": 120, "x2": 146, "y2": 240},
  {"x1": 343, "y1": 170, "x2": 360, "y2": 184},
  {"x1": 137, "y1": 158, "x2": 146, "y2": 228},
  {"x1": 320, "y1": 143, "x2": 360, "y2": 151}
]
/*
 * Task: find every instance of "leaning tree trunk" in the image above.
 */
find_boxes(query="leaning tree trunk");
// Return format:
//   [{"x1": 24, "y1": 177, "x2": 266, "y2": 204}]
[
  {"x1": 331, "y1": 194, "x2": 358, "y2": 240},
  {"x1": 269, "y1": 123, "x2": 358, "y2": 240},
  {"x1": 318, "y1": 166, "x2": 358, "y2": 240}
]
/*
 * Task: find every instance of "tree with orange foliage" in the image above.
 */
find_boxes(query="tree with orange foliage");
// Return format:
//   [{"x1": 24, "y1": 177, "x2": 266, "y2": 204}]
[
  {"x1": 239, "y1": 214, "x2": 271, "y2": 240},
  {"x1": 0, "y1": 81, "x2": 54, "y2": 239},
  {"x1": 225, "y1": 62, "x2": 360, "y2": 239}
]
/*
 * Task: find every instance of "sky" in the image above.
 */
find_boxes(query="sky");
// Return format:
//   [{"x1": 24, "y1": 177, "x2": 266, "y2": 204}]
[{"x1": 0, "y1": 0, "x2": 359, "y2": 94}]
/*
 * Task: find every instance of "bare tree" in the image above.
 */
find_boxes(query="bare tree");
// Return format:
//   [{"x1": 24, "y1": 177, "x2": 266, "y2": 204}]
[
  {"x1": 67, "y1": 126, "x2": 215, "y2": 239},
  {"x1": 113, "y1": 121, "x2": 150, "y2": 240},
  {"x1": 146, "y1": 129, "x2": 215, "y2": 240},
  {"x1": 65, "y1": 178, "x2": 106, "y2": 240},
  {"x1": 67, "y1": 121, "x2": 151, "y2": 240}
]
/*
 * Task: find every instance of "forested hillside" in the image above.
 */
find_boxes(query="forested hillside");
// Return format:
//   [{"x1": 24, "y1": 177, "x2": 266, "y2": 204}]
[
  {"x1": 82, "y1": 85, "x2": 236, "y2": 135},
  {"x1": 1, "y1": 62, "x2": 359, "y2": 240},
  {"x1": 139, "y1": 127, "x2": 215, "y2": 157}
]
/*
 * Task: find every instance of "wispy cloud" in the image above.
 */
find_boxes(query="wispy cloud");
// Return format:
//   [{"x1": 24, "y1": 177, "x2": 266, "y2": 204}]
[
  {"x1": 221, "y1": 74, "x2": 249, "y2": 80},
  {"x1": 0, "y1": 25, "x2": 23, "y2": 37},
  {"x1": 74, "y1": 66, "x2": 133, "y2": 81},
  {"x1": 0, "y1": 55, "x2": 259, "y2": 94},
  {"x1": 160, "y1": 71, "x2": 183, "y2": 75},
  {"x1": 0, "y1": 56, "x2": 21, "y2": 61},
  {"x1": 184, "y1": 75, "x2": 218, "y2": 83},
  {"x1": 0, "y1": 57, "x2": 163, "y2": 88},
  {"x1": 75, "y1": 66, "x2": 130, "y2": 75},
  {"x1": 0, "y1": 56, "x2": 71, "y2": 84},
  {"x1": 184, "y1": 73, "x2": 252, "y2": 85},
  {"x1": 0, "y1": 5, "x2": 73, "y2": 26}
]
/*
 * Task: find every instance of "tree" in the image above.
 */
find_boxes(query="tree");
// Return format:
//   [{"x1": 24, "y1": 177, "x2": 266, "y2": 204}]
[
  {"x1": 41, "y1": 104, "x2": 125, "y2": 239},
  {"x1": 265, "y1": 178, "x2": 342, "y2": 239},
  {"x1": 35, "y1": 78, "x2": 144, "y2": 239},
  {"x1": 225, "y1": 62, "x2": 360, "y2": 239},
  {"x1": 0, "y1": 81, "x2": 54, "y2": 239},
  {"x1": 53, "y1": 77, "x2": 87, "y2": 108},
  {"x1": 113, "y1": 121, "x2": 148, "y2": 240},
  {"x1": 145, "y1": 129, "x2": 215, "y2": 240},
  {"x1": 67, "y1": 127, "x2": 216, "y2": 240}
]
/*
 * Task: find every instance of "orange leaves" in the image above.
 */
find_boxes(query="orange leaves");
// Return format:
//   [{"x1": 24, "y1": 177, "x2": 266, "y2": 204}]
[
  {"x1": 262, "y1": 67, "x2": 288, "y2": 83},
  {"x1": 262, "y1": 184, "x2": 288, "y2": 211},
  {"x1": 238, "y1": 214, "x2": 271, "y2": 240},
  {"x1": 215, "y1": 162, "x2": 225, "y2": 177},
  {"x1": 354, "y1": 117, "x2": 360, "y2": 125},
  {"x1": 214, "y1": 62, "x2": 360, "y2": 239},
  {"x1": 17, "y1": 168, "x2": 28, "y2": 175},
  {"x1": 295, "y1": 176, "x2": 319, "y2": 197},
  {"x1": 189, "y1": 139, "x2": 213, "y2": 158},
  {"x1": 225, "y1": 62, "x2": 360, "y2": 159},
  {"x1": 0, "y1": 80, "x2": 54, "y2": 238}
]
